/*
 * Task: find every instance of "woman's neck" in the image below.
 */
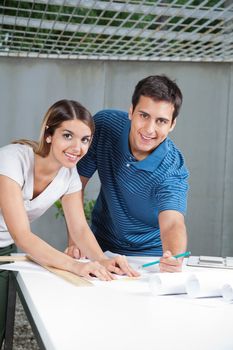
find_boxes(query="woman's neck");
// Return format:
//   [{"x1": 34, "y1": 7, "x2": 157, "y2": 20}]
[{"x1": 32, "y1": 154, "x2": 61, "y2": 199}]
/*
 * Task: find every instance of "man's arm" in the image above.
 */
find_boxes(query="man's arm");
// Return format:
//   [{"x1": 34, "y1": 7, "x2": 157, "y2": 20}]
[
  {"x1": 80, "y1": 175, "x2": 89, "y2": 194},
  {"x1": 158, "y1": 210, "x2": 187, "y2": 272}
]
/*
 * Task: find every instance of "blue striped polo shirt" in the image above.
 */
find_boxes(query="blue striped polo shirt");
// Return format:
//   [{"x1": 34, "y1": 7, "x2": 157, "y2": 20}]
[{"x1": 77, "y1": 109, "x2": 189, "y2": 256}]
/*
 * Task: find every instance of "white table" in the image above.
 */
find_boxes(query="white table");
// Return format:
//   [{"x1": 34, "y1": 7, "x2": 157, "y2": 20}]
[{"x1": 7, "y1": 259, "x2": 233, "y2": 350}]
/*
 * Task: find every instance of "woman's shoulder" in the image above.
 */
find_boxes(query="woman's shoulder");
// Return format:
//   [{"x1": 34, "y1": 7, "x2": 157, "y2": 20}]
[
  {"x1": 0, "y1": 142, "x2": 32, "y2": 153},
  {"x1": 0, "y1": 143, "x2": 34, "y2": 164},
  {"x1": 59, "y1": 165, "x2": 80, "y2": 181},
  {"x1": 57, "y1": 166, "x2": 82, "y2": 195},
  {"x1": 0, "y1": 144, "x2": 34, "y2": 186}
]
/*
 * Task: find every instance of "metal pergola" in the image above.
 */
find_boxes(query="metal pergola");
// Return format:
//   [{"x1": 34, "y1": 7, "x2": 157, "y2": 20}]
[{"x1": 0, "y1": 0, "x2": 233, "y2": 62}]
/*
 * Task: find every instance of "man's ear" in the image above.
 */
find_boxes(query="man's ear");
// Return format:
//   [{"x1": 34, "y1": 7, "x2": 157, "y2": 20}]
[
  {"x1": 169, "y1": 118, "x2": 177, "y2": 132},
  {"x1": 128, "y1": 105, "x2": 133, "y2": 120}
]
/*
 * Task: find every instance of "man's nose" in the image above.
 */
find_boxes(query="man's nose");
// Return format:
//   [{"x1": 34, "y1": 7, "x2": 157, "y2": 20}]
[{"x1": 145, "y1": 119, "x2": 156, "y2": 134}]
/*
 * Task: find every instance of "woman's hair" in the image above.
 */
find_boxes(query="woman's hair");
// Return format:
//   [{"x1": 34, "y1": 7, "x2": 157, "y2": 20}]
[{"x1": 13, "y1": 99, "x2": 94, "y2": 157}]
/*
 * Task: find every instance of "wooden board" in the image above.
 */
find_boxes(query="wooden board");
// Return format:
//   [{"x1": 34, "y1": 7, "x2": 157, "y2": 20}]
[
  {"x1": 0, "y1": 255, "x2": 93, "y2": 287},
  {"x1": 0, "y1": 255, "x2": 28, "y2": 262}
]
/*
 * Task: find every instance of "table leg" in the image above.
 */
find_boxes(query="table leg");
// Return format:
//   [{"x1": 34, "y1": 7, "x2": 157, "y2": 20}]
[
  {"x1": 4, "y1": 272, "x2": 16, "y2": 350},
  {"x1": 16, "y1": 281, "x2": 46, "y2": 350}
]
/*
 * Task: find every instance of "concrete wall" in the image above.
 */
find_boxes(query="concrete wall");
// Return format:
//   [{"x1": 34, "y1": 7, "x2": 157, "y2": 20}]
[{"x1": 0, "y1": 57, "x2": 232, "y2": 256}]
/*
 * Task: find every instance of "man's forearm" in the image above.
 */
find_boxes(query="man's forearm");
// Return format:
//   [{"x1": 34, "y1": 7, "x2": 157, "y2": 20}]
[{"x1": 161, "y1": 226, "x2": 187, "y2": 255}]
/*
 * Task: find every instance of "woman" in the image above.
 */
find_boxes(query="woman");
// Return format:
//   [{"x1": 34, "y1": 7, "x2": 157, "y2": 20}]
[{"x1": 0, "y1": 99, "x2": 138, "y2": 347}]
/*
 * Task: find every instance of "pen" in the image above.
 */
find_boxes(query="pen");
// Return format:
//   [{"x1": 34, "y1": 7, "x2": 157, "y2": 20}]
[{"x1": 141, "y1": 251, "x2": 191, "y2": 268}]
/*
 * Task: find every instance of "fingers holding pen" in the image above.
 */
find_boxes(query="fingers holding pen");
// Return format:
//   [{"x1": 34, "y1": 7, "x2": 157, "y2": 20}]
[{"x1": 159, "y1": 250, "x2": 183, "y2": 272}]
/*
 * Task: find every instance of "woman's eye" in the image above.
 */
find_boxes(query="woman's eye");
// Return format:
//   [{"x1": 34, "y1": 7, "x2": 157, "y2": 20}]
[
  {"x1": 82, "y1": 137, "x2": 91, "y2": 144},
  {"x1": 63, "y1": 133, "x2": 72, "y2": 140}
]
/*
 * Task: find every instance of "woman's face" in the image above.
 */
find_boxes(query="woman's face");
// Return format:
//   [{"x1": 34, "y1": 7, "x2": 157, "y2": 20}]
[{"x1": 47, "y1": 119, "x2": 92, "y2": 168}]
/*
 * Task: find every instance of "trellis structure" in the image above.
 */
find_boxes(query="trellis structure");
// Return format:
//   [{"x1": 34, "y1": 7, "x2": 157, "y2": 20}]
[{"x1": 0, "y1": 0, "x2": 233, "y2": 62}]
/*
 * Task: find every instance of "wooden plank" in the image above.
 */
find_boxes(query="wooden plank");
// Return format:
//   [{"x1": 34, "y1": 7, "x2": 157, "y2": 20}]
[
  {"x1": 0, "y1": 255, "x2": 28, "y2": 262},
  {"x1": 40, "y1": 265, "x2": 93, "y2": 287}
]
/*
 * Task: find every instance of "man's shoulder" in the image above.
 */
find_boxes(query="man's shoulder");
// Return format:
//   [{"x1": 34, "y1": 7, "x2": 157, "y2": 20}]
[
  {"x1": 94, "y1": 109, "x2": 128, "y2": 126},
  {"x1": 166, "y1": 138, "x2": 182, "y2": 155},
  {"x1": 165, "y1": 138, "x2": 189, "y2": 177}
]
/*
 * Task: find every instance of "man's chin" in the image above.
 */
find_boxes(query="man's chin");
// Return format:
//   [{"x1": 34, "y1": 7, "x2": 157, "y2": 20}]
[{"x1": 139, "y1": 144, "x2": 158, "y2": 153}]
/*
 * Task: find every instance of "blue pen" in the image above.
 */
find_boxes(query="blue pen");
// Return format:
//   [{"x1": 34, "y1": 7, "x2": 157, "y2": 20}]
[{"x1": 141, "y1": 251, "x2": 191, "y2": 268}]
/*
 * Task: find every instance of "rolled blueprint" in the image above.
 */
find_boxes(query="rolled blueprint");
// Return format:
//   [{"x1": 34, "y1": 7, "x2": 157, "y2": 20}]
[
  {"x1": 221, "y1": 282, "x2": 233, "y2": 302},
  {"x1": 185, "y1": 271, "x2": 232, "y2": 298},
  {"x1": 148, "y1": 272, "x2": 192, "y2": 296}
]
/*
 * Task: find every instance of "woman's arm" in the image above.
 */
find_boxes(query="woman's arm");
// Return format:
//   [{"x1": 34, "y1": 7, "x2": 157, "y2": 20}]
[
  {"x1": 0, "y1": 175, "x2": 113, "y2": 280},
  {"x1": 62, "y1": 191, "x2": 139, "y2": 277},
  {"x1": 61, "y1": 191, "x2": 106, "y2": 261}
]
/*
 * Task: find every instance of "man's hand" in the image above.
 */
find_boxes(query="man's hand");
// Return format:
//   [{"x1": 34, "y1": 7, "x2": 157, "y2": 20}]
[
  {"x1": 64, "y1": 245, "x2": 86, "y2": 259},
  {"x1": 159, "y1": 250, "x2": 183, "y2": 272},
  {"x1": 99, "y1": 255, "x2": 140, "y2": 277}
]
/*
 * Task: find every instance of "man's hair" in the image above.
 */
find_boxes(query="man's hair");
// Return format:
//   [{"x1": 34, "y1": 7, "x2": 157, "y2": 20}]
[{"x1": 131, "y1": 75, "x2": 183, "y2": 122}]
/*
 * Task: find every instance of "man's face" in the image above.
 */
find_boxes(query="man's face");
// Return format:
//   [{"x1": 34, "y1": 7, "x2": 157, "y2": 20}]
[{"x1": 128, "y1": 96, "x2": 176, "y2": 160}]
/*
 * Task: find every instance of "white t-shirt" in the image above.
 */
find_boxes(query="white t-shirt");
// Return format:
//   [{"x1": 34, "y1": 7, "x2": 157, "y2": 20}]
[{"x1": 0, "y1": 143, "x2": 82, "y2": 247}]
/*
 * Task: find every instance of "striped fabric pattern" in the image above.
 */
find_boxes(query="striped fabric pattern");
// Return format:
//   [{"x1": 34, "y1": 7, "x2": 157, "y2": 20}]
[{"x1": 77, "y1": 109, "x2": 189, "y2": 256}]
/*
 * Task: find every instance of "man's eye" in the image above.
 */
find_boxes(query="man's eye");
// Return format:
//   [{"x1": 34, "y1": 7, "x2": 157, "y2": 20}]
[
  {"x1": 157, "y1": 119, "x2": 167, "y2": 124},
  {"x1": 140, "y1": 113, "x2": 148, "y2": 119},
  {"x1": 63, "y1": 133, "x2": 72, "y2": 140}
]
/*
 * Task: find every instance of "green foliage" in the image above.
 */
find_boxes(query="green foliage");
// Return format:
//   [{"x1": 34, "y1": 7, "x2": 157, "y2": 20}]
[
  {"x1": 1, "y1": 0, "x2": 224, "y2": 57},
  {"x1": 54, "y1": 199, "x2": 96, "y2": 224},
  {"x1": 54, "y1": 200, "x2": 64, "y2": 219},
  {"x1": 83, "y1": 199, "x2": 96, "y2": 224}
]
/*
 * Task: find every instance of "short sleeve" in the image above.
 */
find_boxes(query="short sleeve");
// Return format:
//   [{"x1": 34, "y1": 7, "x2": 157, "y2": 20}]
[
  {"x1": 76, "y1": 111, "x2": 103, "y2": 178},
  {"x1": 64, "y1": 167, "x2": 82, "y2": 195},
  {"x1": 155, "y1": 176, "x2": 189, "y2": 215},
  {"x1": 0, "y1": 144, "x2": 25, "y2": 187}
]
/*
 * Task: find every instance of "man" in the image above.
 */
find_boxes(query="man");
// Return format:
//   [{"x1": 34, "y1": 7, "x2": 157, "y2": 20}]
[{"x1": 77, "y1": 75, "x2": 189, "y2": 272}]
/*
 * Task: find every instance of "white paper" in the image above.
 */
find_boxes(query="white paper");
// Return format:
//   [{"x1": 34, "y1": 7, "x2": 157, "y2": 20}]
[
  {"x1": 104, "y1": 250, "x2": 160, "y2": 272},
  {"x1": 92, "y1": 275, "x2": 151, "y2": 295},
  {"x1": 0, "y1": 261, "x2": 47, "y2": 273},
  {"x1": 185, "y1": 271, "x2": 233, "y2": 298},
  {"x1": 148, "y1": 272, "x2": 192, "y2": 295},
  {"x1": 221, "y1": 282, "x2": 233, "y2": 302},
  {"x1": 148, "y1": 270, "x2": 233, "y2": 299}
]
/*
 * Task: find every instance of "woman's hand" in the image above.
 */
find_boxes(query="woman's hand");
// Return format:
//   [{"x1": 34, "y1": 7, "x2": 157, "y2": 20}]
[
  {"x1": 66, "y1": 249, "x2": 140, "y2": 279},
  {"x1": 72, "y1": 260, "x2": 115, "y2": 281},
  {"x1": 99, "y1": 255, "x2": 140, "y2": 278}
]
